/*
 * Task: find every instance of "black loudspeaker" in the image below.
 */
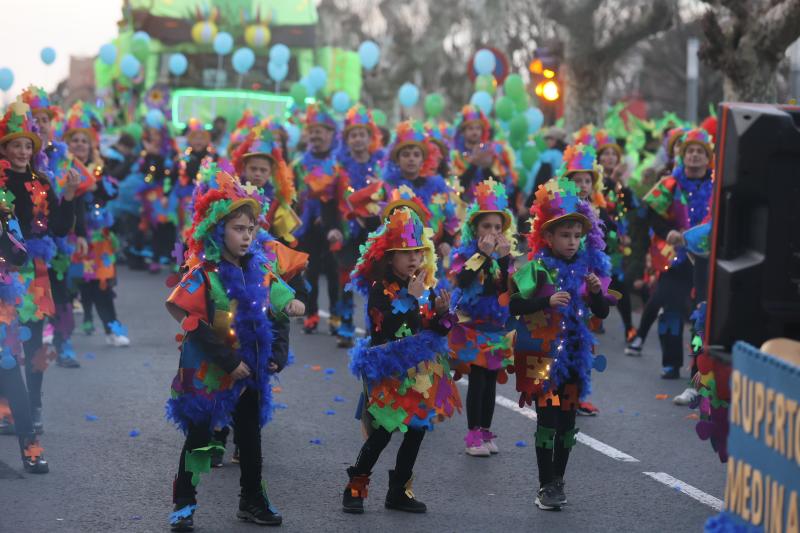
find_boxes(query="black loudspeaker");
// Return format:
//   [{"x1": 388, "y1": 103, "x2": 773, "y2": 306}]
[{"x1": 706, "y1": 103, "x2": 800, "y2": 360}]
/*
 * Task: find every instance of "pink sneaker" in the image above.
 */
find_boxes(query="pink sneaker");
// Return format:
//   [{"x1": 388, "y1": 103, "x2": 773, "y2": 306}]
[
  {"x1": 465, "y1": 428, "x2": 490, "y2": 457},
  {"x1": 481, "y1": 429, "x2": 499, "y2": 454}
]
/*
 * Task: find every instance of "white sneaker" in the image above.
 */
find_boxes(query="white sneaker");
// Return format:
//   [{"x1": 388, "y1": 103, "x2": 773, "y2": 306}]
[
  {"x1": 465, "y1": 442, "x2": 491, "y2": 457},
  {"x1": 673, "y1": 387, "x2": 698, "y2": 405},
  {"x1": 106, "y1": 334, "x2": 131, "y2": 347},
  {"x1": 483, "y1": 438, "x2": 499, "y2": 454}
]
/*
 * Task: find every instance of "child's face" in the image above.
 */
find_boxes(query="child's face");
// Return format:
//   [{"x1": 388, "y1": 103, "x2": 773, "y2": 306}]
[
  {"x1": 569, "y1": 172, "x2": 593, "y2": 200},
  {"x1": 390, "y1": 249, "x2": 423, "y2": 279},
  {"x1": 223, "y1": 212, "x2": 256, "y2": 258},
  {"x1": 544, "y1": 221, "x2": 584, "y2": 260},
  {"x1": 68, "y1": 132, "x2": 92, "y2": 163},
  {"x1": 0, "y1": 138, "x2": 34, "y2": 171},
  {"x1": 598, "y1": 147, "x2": 619, "y2": 173},
  {"x1": 463, "y1": 122, "x2": 484, "y2": 144},
  {"x1": 397, "y1": 146, "x2": 423, "y2": 176},
  {"x1": 243, "y1": 156, "x2": 272, "y2": 188},
  {"x1": 475, "y1": 213, "x2": 503, "y2": 239},
  {"x1": 188, "y1": 134, "x2": 208, "y2": 153},
  {"x1": 346, "y1": 127, "x2": 370, "y2": 154}
]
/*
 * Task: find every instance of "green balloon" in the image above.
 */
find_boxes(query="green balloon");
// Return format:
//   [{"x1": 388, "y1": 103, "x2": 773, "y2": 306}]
[
  {"x1": 513, "y1": 92, "x2": 529, "y2": 113},
  {"x1": 509, "y1": 114, "x2": 528, "y2": 141},
  {"x1": 504, "y1": 73, "x2": 525, "y2": 99},
  {"x1": 475, "y1": 74, "x2": 496, "y2": 95},
  {"x1": 521, "y1": 144, "x2": 541, "y2": 170},
  {"x1": 424, "y1": 93, "x2": 445, "y2": 118},
  {"x1": 495, "y1": 96, "x2": 514, "y2": 121},
  {"x1": 372, "y1": 109, "x2": 387, "y2": 127},
  {"x1": 535, "y1": 135, "x2": 549, "y2": 152},
  {"x1": 290, "y1": 82, "x2": 307, "y2": 106},
  {"x1": 124, "y1": 122, "x2": 143, "y2": 143},
  {"x1": 509, "y1": 135, "x2": 525, "y2": 151}
]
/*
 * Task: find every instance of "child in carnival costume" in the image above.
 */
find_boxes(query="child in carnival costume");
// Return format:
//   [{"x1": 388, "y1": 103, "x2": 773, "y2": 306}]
[
  {"x1": 0, "y1": 159, "x2": 50, "y2": 473},
  {"x1": 227, "y1": 109, "x2": 262, "y2": 159},
  {"x1": 20, "y1": 86, "x2": 82, "y2": 367},
  {"x1": 165, "y1": 169, "x2": 289, "y2": 530},
  {"x1": 342, "y1": 206, "x2": 460, "y2": 515},
  {"x1": 448, "y1": 178, "x2": 518, "y2": 456},
  {"x1": 382, "y1": 121, "x2": 459, "y2": 283},
  {"x1": 450, "y1": 105, "x2": 517, "y2": 202},
  {"x1": 62, "y1": 102, "x2": 130, "y2": 348},
  {"x1": 509, "y1": 177, "x2": 614, "y2": 510},
  {"x1": 333, "y1": 104, "x2": 387, "y2": 348},
  {"x1": 292, "y1": 103, "x2": 342, "y2": 335},
  {"x1": 0, "y1": 98, "x2": 78, "y2": 434}
]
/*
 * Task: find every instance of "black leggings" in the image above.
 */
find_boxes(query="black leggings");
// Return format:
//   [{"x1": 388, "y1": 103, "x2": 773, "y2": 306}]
[
  {"x1": 173, "y1": 388, "x2": 263, "y2": 506},
  {"x1": 48, "y1": 270, "x2": 75, "y2": 351},
  {"x1": 635, "y1": 260, "x2": 693, "y2": 342},
  {"x1": 304, "y1": 246, "x2": 338, "y2": 317},
  {"x1": 466, "y1": 366, "x2": 497, "y2": 429},
  {"x1": 79, "y1": 280, "x2": 118, "y2": 334},
  {"x1": 352, "y1": 426, "x2": 425, "y2": 480},
  {"x1": 153, "y1": 222, "x2": 176, "y2": 264},
  {"x1": 610, "y1": 275, "x2": 632, "y2": 331},
  {"x1": 22, "y1": 320, "x2": 45, "y2": 409},
  {"x1": 0, "y1": 365, "x2": 36, "y2": 454},
  {"x1": 534, "y1": 403, "x2": 577, "y2": 486}
]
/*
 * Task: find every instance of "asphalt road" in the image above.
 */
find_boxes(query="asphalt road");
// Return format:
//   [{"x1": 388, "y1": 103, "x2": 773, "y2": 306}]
[{"x1": 0, "y1": 267, "x2": 725, "y2": 532}]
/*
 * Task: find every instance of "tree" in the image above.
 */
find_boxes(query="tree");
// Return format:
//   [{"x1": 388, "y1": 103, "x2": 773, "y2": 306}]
[
  {"x1": 698, "y1": 0, "x2": 800, "y2": 102},
  {"x1": 542, "y1": 0, "x2": 676, "y2": 131}
]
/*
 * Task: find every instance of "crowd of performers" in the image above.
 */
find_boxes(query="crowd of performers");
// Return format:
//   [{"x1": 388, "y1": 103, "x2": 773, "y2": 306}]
[{"x1": 0, "y1": 84, "x2": 717, "y2": 528}]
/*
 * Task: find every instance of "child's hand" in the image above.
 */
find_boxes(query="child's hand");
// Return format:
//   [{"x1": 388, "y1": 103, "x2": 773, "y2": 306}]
[
  {"x1": 666, "y1": 230, "x2": 685, "y2": 247},
  {"x1": 478, "y1": 234, "x2": 496, "y2": 255},
  {"x1": 633, "y1": 279, "x2": 645, "y2": 290},
  {"x1": 327, "y1": 229, "x2": 343, "y2": 244},
  {"x1": 585, "y1": 273, "x2": 602, "y2": 294},
  {"x1": 549, "y1": 291, "x2": 571, "y2": 307},
  {"x1": 435, "y1": 289, "x2": 451, "y2": 315},
  {"x1": 268, "y1": 361, "x2": 279, "y2": 373},
  {"x1": 230, "y1": 362, "x2": 251, "y2": 381},
  {"x1": 408, "y1": 271, "x2": 426, "y2": 299},
  {"x1": 284, "y1": 299, "x2": 305, "y2": 317},
  {"x1": 437, "y1": 242, "x2": 452, "y2": 261},
  {"x1": 495, "y1": 234, "x2": 511, "y2": 258}
]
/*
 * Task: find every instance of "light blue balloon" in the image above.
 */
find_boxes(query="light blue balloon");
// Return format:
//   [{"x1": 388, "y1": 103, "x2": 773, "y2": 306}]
[
  {"x1": 99, "y1": 43, "x2": 117, "y2": 66},
  {"x1": 358, "y1": 40, "x2": 380, "y2": 71},
  {"x1": 120, "y1": 54, "x2": 141, "y2": 79},
  {"x1": 169, "y1": 53, "x2": 188, "y2": 76},
  {"x1": 41, "y1": 47, "x2": 57, "y2": 65},
  {"x1": 133, "y1": 31, "x2": 150, "y2": 44},
  {"x1": 300, "y1": 76, "x2": 317, "y2": 96},
  {"x1": 332, "y1": 91, "x2": 351, "y2": 113},
  {"x1": 213, "y1": 32, "x2": 234, "y2": 56},
  {"x1": 308, "y1": 66, "x2": 327, "y2": 91},
  {"x1": 285, "y1": 123, "x2": 300, "y2": 149},
  {"x1": 269, "y1": 43, "x2": 290, "y2": 66},
  {"x1": 398, "y1": 83, "x2": 419, "y2": 108},
  {"x1": 0, "y1": 68, "x2": 13, "y2": 91},
  {"x1": 470, "y1": 91, "x2": 493, "y2": 115},
  {"x1": 0, "y1": 353, "x2": 15, "y2": 370},
  {"x1": 268, "y1": 61, "x2": 288, "y2": 82},
  {"x1": 146, "y1": 109, "x2": 165, "y2": 129},
  {"x1": 232, "y1": 47, "x2": 255, "y2": 74},
  {"x1": 473, "y1": 49, "x2": 496, "y2": 76},
  {"x1": 525, "y1": 107, "x2": 544, "y2": 134}
]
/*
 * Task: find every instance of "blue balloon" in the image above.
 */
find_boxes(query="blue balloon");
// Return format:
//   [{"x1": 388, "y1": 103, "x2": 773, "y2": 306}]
[
  {"x1": 0, "y1": 68, "x2": 13, "y2": 91},
  {"x1": 308, "y1": 66, "x2": 327, "y2": 91},
  {"x1": 99, "y1": 43, "x2": 117, "y2": 66},
  {"x1": 232, "y1": 47, "x2": 255, "y2": 74},
  {"x1": 268, "y1": 61, "x2": 288, "y2": 82},
  {"x1": 470, "y1": 91, "x2": 493, "y2": 115},
  {"x1": 332, "y1": 91, "x2": 351, "y2": 113},
  {"x1": 398, "y1": 83, "x2": 419, "y2": 108},
  {"x1": 133, "y1": 31, "x2": 150, "y2": 44},
  {"x1": 0, "y1": 353, "x2": 15, "y2": 370},
  {"x1": 146, "y1": 109, "x2": 165, "y2": 129},
  {"x1": 473, "y1": 49, "x2": 496, "y2": 76},
  {"x1": 358, "y1": 40, "x2": 380, "y2": 71},
  {"x1": 269, "y1": 43, "x2": 290, "y2": 66},
  {"x1": 169, "y1": 53, "x2": 188, "y2": 76},
  {"x1": 300, "y1": 76, "x2": 317, "y2": 96},
  {"x1": 525, "y1": 107, "x2": 544, "y2": 134},
  {"x1": 41, "y1": 47, "x2": 57, "y2": 65},
  {"x1": 213, "y1": 32, "x2": 234, "y2": 55},
  {"x1": 285, "y1": 123, "x2": 300, "y2": 149},
  {"x1": 120, "y1": 54, "x2": 141, "y2": 79}
]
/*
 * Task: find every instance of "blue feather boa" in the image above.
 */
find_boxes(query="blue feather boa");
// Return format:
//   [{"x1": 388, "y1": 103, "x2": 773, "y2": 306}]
[
  {"x1": 25, "y1": 236, "x2": 56, "y2": 263},
  {"x1": 335, "y1": 148, "x2": 384, "y2": 191},
  {"x1": 537, "y1": 247, "x2": 610, "y2": 398},
  {"x1": 451, "y1": 242, "x2": 510, "y2": 326},
  {"x1": 673, "y1": 166, "x2": 713, "y2": 227},
  {"x1": 349, "y1": 330, "x2": 448, "y2": 384}
]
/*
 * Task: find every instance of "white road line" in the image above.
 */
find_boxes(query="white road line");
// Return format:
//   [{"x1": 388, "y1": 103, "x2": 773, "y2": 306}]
[{"x1": 643, "y1": 472, "x2": 724, "y2": 511}]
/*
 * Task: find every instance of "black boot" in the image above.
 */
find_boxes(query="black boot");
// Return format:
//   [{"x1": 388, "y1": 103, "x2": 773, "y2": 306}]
[
  {"x1": 21, "y1": 438, "x2": 48, "y2": 474},
  {"x1": 342, "y1": 467, "x2": 370, "y2": 514},
  {"x1": 169, "y1": 504, "x2": 196, "y2": 532},
  {"x1": 237, "y1": 486, "x2": 282, "y2": 526},
  {"x1": 384, "y1": 470, "x2": 426, "y2": 513}
]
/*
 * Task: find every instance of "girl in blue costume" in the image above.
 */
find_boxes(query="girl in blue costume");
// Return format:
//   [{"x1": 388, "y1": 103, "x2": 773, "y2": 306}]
[
  {"x1": 342, "y1": 206, "x2": 459, "y2": 515},
  {"x1": 448, "y1": 178, "x2": 517, "y2": 456},
  {"x1": 509, "y1": 177, "x2": 614, "y2": 510},
  {"x1": 165, "y1": 170, "x2": 287, "y2": 531}
]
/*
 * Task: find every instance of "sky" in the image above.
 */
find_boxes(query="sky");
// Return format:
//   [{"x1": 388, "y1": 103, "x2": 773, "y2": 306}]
[{"x1": 0, "y1": 0, "x2": 122, "y2": 100}]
